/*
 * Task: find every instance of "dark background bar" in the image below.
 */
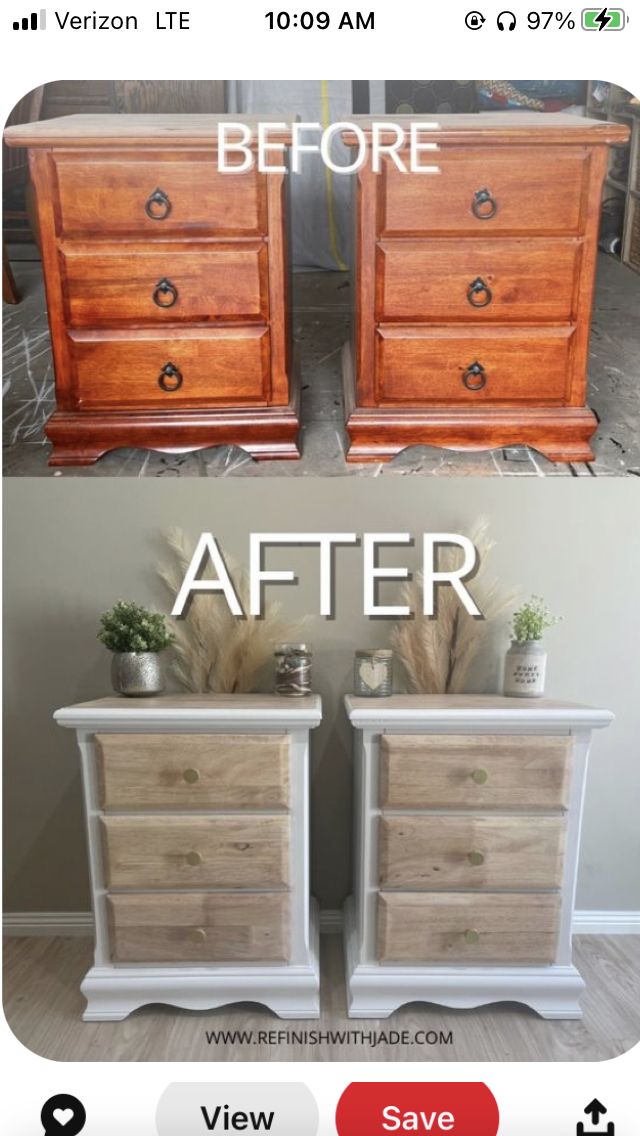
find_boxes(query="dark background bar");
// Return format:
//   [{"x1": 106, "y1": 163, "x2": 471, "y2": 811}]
[{"x1": 352, "y1": 81, "x2": 371, "y2": 115}]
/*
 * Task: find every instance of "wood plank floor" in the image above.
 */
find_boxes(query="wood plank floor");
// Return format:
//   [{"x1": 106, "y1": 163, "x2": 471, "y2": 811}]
[{"x1": 4, "y1": 934, "x2": 640, "y2": 1062}]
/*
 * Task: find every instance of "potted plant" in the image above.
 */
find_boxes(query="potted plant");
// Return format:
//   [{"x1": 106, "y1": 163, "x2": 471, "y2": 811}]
[
  {"x1": 98, "y1": 601, "x2": 175, "y2": 697},
  {"x1": 504, "y1": 596, "x2": 561, "y2": 699}
]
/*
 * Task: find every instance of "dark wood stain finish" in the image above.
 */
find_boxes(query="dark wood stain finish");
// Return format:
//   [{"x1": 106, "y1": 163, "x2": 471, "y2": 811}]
[
  {"x1": 4, "y1": 115, "x2": 299, "y2": 465},
  {"x1": 343, "y1": 113, "x2": 629, "y2": 463}
]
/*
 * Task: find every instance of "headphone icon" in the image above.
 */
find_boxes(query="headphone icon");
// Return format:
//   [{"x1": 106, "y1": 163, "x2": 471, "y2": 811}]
[{"x1": 497, "y1": 10, "x2": 517, "y2": 29}]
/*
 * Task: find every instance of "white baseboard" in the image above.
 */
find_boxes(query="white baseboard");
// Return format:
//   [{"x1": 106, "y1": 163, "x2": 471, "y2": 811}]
[
  {"x1": 3, "y1": 911, "x2": 94, "y2": 936},
  {"x1": 571, "y1": 910, "x2": 640, "y2": 935},
  {"x1": 320, "y1": 909, "x2": 640, "y2": 936},
  {"x1": 318, "y1": 909, "x2": 343, "y2": 934},
  {"x1": 4, "y1": 908, "x2": 640, "y2": 938}
]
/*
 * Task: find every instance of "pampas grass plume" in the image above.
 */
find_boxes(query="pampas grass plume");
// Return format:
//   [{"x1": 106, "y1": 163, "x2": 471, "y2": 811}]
[
  {"x1": 390, "y1": 519, "x2": 517, "y2": 694},
  {"x1": 157, "y1": 528, "x2": 302, "y2": 694}
]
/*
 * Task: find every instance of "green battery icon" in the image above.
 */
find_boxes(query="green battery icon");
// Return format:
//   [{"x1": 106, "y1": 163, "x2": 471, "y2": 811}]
[{"x1": 582, "y1": 7, "x2": 626, "y2": 29}]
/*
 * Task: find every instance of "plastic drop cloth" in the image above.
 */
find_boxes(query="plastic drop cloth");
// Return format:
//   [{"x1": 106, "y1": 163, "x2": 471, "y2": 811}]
[{"x1": 226, "y1": 80, "x2": 355, "y2": 270}]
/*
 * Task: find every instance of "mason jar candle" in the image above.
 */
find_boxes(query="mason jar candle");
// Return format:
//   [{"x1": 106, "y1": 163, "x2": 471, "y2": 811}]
[
  {"x1": 354, "y1": 649, "x2": 393, "y2": 697},
  {"x1": 274, "y1": 643, "x2": 312, "y2": 697}
]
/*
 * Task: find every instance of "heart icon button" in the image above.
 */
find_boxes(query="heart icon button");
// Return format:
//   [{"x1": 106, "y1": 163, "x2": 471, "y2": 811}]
[
  {"x1": 53, "y1": 1110, "x2": 74, "y2": 1127},
  {"x1": 41, "y1": 1094, "x2": 86, "y2": 1135}
]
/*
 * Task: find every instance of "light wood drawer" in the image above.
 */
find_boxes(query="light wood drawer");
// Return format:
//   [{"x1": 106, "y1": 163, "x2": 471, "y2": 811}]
[
  {"x1": 62, "y1": 244, "x2": 269, "y2": 327},
  {"x1": 379, "y1": 148, "x2": 587, "y2": 236},
  {"x1": 377, "y1": 239, "x2": 580, "y2": 324},
  {"x1": 101, "y1": 815, "x2": 290, "y2": 890},
  {"x1": 378, "y1": 891, "x2": 561, "y2": 964},
  {"x1": 375, "y1": 325, "x2": 573, "y2": 406},
  {"x1": 108, "y1": 891, "x2": 290, "y2": 963},
  {"x1": 53, "y1": 154, "x2": 266, "y2": 239},
  {"x1": 380, "y1": 734, "x2": 572, "y2": 810},
  {"x1": 97, "y1": 733, "x2": 290, "y2": 811},
  {"x1": 69, "y1": 326, "x2": 270, "y2": 410},
  {"x1": 379, "y1": 815, "x2": 566, "y2": 890}
]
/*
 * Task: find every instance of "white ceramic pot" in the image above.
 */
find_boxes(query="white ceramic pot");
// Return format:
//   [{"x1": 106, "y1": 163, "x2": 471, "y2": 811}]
[{"x1": 503, "y1": 640, "x2": 547, "y2": 699}]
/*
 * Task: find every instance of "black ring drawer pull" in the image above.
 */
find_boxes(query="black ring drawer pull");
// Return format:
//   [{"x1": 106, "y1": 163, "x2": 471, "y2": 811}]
[
  {"x1": 158, "y1": 362, "x2": 183, "y2": 392},
  {"x1": 462, "y1": 361, "x2": 487, "y2": 391},
  {"x1": 152, "y1": 278, "x2": 178, "y2": 308},
  {"x1": 145, "y1": 187, "x2": 172, "y2": 221},
  {"x1": 471, "y1": 188, "x2": 497, "y2": 220},
  {"x1": 467, "y1": 277, "x2": 493, "y2": 308}
]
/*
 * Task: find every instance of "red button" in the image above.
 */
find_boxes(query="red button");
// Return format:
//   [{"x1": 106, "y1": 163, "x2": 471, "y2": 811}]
[{"x1": 336, "y1": 1082, "x2": 499, "y2": 1136}]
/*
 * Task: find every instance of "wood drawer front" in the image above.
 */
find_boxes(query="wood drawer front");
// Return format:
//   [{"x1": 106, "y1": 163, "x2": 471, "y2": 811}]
[
  {"x1": 379, "y1": 149, "x2": 588, "y2": 236},
  {"x1": 376, "y1": 326, "x2": 572, "y2": 405},
  {"x1": 62, "y1": 244, "x2": 268, "y2": 327},
  {"x1": 108, "y1": 891, "x2": 290, "y2": 963},
  {"x1": 101, "y1": 815, "x2": 290, "y2": 890},
  {"x1": 70, "y1": 326, "x2": 270, "y2": 410},
  {"x1": 97, "y1": 733, "x2": 291, "y2": 811},
  {"x1": 377, "y1": 239, "x2": 580, "y2": 324},
  {"x1": 380, "y1": 734, "x2": 572, "y2": 810},
  {"x1": 53, "y1": 155, "x2": 266, "y2": 238},
  {"x1": 378, "y1": 891, "x2": 561, "y2": 964},
  {"x1": 379, "y1": 815, "x2": 566, "y2": 891}
]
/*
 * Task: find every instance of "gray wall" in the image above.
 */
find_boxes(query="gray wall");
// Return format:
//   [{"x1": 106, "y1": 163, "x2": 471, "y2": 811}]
[{"x1": 4, "y1": 478, "x2": 640, "y2": 915}]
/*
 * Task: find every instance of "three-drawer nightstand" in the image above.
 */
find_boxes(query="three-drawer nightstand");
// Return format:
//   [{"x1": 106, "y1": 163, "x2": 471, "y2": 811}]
[
  {"x1": 5, "y1": 115, "x2": 298, "y2": 466},
  {"x1": 341, "y1": 113, "x2": 629, "y2": 463},
  {"x1": 344, "y1": 695, "x2": 613, "y2": 1019},
  {"x1": 55, "y1": 694, "x2": 321, "y2": 1020}
]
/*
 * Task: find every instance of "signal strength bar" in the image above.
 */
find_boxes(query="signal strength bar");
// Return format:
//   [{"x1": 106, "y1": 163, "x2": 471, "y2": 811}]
[{"x1": 12, "y1": 9, "x2": 46, "y2": 29}]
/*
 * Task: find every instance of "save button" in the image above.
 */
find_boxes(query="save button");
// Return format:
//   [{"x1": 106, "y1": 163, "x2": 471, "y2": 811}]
[{"x1": 335, "y1": 1083, "x2": 499, "y2": 1136}]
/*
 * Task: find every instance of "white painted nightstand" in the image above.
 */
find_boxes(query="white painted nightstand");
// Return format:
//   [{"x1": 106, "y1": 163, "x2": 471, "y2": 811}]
[
  {"x1": 344, "y1": 695, "x2": 613, "y2": 1020},
  {"x1": 55, "y1": 694, "x2": 322, "y2": 1021}
]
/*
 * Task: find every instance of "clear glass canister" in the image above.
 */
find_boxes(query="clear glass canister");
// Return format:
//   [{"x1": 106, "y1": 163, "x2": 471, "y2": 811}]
[
  {"x1": 354, "y1": 649, "x2": 393, "y2": 697},
  {"x1": 274, "y1": 643, "x2": 312, "y2": 697}
]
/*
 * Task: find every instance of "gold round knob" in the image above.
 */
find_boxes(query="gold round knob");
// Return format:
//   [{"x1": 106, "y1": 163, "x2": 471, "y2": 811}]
[
  {"x1": 471, "y1": 768, "x2": 488, "y2": 785},
  {"x1": 468, "y1": 850, "x2": 485, "y2": 866},
  {"x1": 464, "y1": 929, "x2": 480, "y2": 945},
  {"x1": 183, "y1": 768, "x2": 200, "y2": 784},
  {"x1": 185, "y1": 850, "x2": 202, "y2": 867},
  {"x1": 191, "y1": 927, "x2": 207, "y2": 944}
]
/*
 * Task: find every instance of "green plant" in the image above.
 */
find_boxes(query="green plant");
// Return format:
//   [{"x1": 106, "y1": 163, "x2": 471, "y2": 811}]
[
  {"x1": 97, "y1": 601, "x2": 175, "y2": 654},
  {"x1": 511, "y1": 596, "x2": 561, "y2": 643}
]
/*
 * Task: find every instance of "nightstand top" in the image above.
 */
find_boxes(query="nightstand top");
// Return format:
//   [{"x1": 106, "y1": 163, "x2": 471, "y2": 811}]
[
  {"x1": 342, "y1": 112, "x2": 629, "y2": 146},
  {"x1": 344, "y1": 694, "x2": 613, "y2": 732},
  {"x1": 4, "y1": 114, "x2": 295, "y2": 148},
  {"x1": 55, "y1": 693, "x2": 322, "y2": 730}
]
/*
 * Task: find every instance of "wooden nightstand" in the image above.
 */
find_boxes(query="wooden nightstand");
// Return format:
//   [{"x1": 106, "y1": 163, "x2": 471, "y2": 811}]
[
  {"x1": 344, "y1": 694, "x2": 613, "y2": 1019},
  {"x1": 4, "y1": 115, "x2": 299, "y2": 466},
  {"x1": 342, "y1": 113, "x2": 629, "y2": 463},
  {"x1": 55, "y1": 694, "x2": 321, "y2": 1020}
]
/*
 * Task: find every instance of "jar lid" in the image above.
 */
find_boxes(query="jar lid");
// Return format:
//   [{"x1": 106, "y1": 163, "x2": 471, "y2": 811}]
[
  {"x1": 274, "y1": 643, "x2": 312, "y2": 654},
  {"x1": 355, "y1": 648, "x2": 393, "y2": 658}
]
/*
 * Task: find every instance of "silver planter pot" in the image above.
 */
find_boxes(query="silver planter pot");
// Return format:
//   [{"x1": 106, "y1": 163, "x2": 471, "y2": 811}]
[{"x1": 111, "y1": 651, "x2": 165, "y2": 697}]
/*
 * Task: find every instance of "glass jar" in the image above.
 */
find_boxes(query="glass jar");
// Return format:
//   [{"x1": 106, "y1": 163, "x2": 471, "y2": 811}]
[
  {"x1": 354, "y1": 649, "x2": 393, "y2": 697},
  {"x1": 274, "y1": 643, "x2": 312, "y2": 697}
]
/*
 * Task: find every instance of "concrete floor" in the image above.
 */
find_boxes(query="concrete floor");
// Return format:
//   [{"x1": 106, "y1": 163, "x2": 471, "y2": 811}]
[{"x1": 3, "y1": 248, "x2": 639, "y2": 477}]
